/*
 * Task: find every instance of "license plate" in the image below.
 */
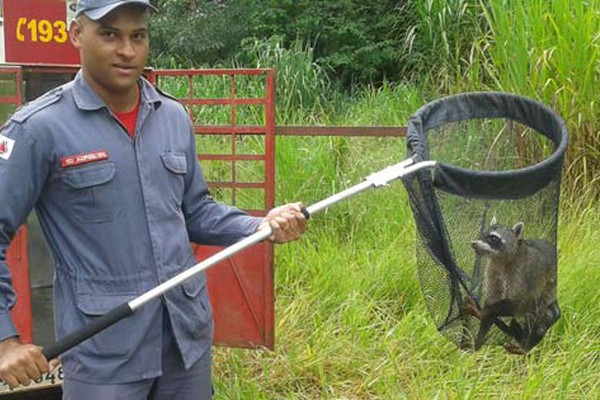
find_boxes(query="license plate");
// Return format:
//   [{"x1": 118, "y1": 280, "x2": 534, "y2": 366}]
[{"x1": 0, "y1": 366, "x2": 63, "y2": 394}]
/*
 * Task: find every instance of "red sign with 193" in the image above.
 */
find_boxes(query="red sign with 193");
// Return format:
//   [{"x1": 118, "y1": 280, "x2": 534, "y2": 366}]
[{"x1": 3, "y1": 0, "x2": 79, "y2": 65}]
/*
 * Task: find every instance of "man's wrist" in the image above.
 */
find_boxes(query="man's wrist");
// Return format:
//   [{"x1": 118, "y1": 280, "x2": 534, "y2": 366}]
[
  {"x1": 0, "y1": 336, "x2": 20, "y2": 353},
  {"x1": 0, "y1": 312, "x2": 19, "y2": 344}
]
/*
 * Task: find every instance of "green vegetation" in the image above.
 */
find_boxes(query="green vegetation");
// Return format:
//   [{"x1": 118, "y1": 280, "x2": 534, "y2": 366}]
[
  {"x1": 151, "y1": 0, "x2": 598, "y2": 197},
  {"x1": 149, "y1": 1, "x2": 599, "y2": 398},
  {"x1": 475, "y1": 0, "x2": 599, "y2": 199},
  {"x1": 207, "y1": 84, "x2": 600, "y2": 399},
  {"x1": 213, "y1": 205, "x2": 600, "y2": 398}
]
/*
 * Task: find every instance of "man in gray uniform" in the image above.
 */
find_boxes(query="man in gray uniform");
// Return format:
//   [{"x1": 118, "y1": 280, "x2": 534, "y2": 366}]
[{"x1": 0, "y1": 1, "x2": 307, "y2": 398}]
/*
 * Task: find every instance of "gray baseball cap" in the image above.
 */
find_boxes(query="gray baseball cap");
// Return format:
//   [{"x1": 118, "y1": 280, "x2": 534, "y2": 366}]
[{"x1": 75, "y1": 0, "x2": 158, "y2": 21}]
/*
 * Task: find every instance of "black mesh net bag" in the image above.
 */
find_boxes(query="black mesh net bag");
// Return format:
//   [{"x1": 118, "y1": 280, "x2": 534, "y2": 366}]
[{"x1": 402, "y1": 92, "x2": 568, "y2": 353}]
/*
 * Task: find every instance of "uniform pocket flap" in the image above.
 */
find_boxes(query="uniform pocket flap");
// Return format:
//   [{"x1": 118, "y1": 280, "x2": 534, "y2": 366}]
[
  {"x1": 182, "y1": 277, "x2": 205, "y2": 298},
  {"x1": 76, "y1": 293, "x2": 133, "y2": 316},
  {"x1": 161, "y1": 152, "x2": 187, "y2": 174},
  {"x1": 62, "y1": 162, "x2": 116, "y2": 189}
]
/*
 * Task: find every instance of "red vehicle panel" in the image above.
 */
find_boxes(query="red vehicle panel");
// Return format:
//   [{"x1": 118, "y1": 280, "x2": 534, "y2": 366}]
[{"x1": 3, "y1": 0, "x2": 80, "y2": 65}]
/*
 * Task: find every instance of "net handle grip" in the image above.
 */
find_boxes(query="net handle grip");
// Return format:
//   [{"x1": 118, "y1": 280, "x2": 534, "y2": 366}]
[{"x1": 43, "y1": 303, "x2": 134, "y2": 360}]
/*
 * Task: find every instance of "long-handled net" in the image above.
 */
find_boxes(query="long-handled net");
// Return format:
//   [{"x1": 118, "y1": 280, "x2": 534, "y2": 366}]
[{"x1": 403, "y1": 92, "x2": 568, "y2": 352}]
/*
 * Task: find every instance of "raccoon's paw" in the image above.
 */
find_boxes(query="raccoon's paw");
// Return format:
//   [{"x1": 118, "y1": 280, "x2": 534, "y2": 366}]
[
  {"x1": 462, "y1": 296, "x2": 481, "y2": 319},
  {"x1": 504, "y1": 342, "x2": 526, "y2": 355}
]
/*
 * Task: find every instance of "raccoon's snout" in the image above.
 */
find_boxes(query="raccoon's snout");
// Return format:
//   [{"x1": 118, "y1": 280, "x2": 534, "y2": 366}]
[{"x1": 471, "y1": 239, "x2": 492, "y2": 255}]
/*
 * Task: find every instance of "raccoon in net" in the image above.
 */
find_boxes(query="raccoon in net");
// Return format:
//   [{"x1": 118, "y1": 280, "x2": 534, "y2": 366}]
[{"x1": 463, "y1": 219, "x2": 560, "y2": 353}]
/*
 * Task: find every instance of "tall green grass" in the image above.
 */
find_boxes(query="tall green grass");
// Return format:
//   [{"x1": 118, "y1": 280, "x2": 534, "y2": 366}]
[
  {"x1": 236, "y1": 36, "x2": 336, "y2": 125},
  {"x1": 408, "y1": 0, "x2": 599, "y2": 198},
  {"x1": 404, "y1": 0, "x2": 486, "y2": 91},
  {"x1": 212, "y1": 133, "x2": 600, "y2": 399},
  {"x1": 473, "y1": 0, "x2": 599, "y2": 198}
]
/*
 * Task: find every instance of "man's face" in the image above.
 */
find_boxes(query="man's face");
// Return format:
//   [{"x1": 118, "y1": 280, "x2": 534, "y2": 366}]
[{"x1": 70, "y1": 5, "x2": 149, "y2": 101}]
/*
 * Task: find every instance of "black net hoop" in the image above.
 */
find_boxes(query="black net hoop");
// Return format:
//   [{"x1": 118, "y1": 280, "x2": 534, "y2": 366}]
[{"x1": 403, "y1": 92, "x2": 568, "y2": 353}]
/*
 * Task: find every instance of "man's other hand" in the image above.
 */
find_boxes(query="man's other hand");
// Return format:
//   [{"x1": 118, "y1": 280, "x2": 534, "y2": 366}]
[{"x1": 0, "y1": 337, "x2": 60, "y2": 389}]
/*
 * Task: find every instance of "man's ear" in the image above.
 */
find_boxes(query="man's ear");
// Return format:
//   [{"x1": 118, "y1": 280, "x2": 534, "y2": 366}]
[{"x1": 69, "y1": 19, "x2": 83, "y2": 49}]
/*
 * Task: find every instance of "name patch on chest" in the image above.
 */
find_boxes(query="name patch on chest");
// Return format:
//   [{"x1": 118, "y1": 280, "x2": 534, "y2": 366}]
[{"x1": 60, "y1": 150, "x2": 109, "y2": 168}]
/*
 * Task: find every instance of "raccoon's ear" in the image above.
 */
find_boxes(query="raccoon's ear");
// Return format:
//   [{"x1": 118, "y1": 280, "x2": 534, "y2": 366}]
[
  {"x1": 513, "y1": 222, "x2": 524, "y2": 240},
  {"x1": 490, "y1": 216, "x2": 498, "y2": 226}
]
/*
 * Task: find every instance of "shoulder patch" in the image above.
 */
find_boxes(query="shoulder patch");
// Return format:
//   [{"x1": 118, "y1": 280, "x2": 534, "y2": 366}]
[
  {"x1": 0, "y1": 134, "x2": 16, "y2": 160},
  {"x1": 11, "y1": 87, "x2": 64, "y2": 124}
]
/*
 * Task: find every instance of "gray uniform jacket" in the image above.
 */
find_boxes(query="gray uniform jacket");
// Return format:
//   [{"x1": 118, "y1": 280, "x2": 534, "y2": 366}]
[{"x1": 0, "y1": 71, "x2": 261, "y2": 383}]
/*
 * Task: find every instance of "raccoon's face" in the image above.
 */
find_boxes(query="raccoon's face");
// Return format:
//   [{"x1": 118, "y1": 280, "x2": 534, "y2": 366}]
[{"x1": 471, "y1": 224, "x2": 522, "y2": 260}]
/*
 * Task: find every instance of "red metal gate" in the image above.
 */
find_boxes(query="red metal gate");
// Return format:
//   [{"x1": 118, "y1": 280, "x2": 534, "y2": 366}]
[{"x1": 0, "y1": 66, "x2": 277, "y2": 353}]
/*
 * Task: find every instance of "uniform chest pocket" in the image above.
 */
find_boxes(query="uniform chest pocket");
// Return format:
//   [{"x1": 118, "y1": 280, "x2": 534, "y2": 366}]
[
  {"x1": 61, "y1": 162, "x2": 121, "y2": 223},
  {"x1": 161, "y1": 152, "x2": 187, "y2": 202}
]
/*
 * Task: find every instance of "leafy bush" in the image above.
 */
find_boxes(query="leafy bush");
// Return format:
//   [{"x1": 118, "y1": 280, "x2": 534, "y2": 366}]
[
  {"x1": 150, "y1": 1, "x2": 418, "y2": 87},
  {"x1": 247, "y1": 0, "x2": 412, "y2": 88},
  {"x1": 150, "y1": 0, "x2": 255, "y2": 67}
]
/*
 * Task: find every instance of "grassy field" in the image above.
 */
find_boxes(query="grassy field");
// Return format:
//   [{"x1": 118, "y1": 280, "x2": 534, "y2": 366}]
[{"x1": 210, "y1": 136, "x2": 599, "y2": 399}]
